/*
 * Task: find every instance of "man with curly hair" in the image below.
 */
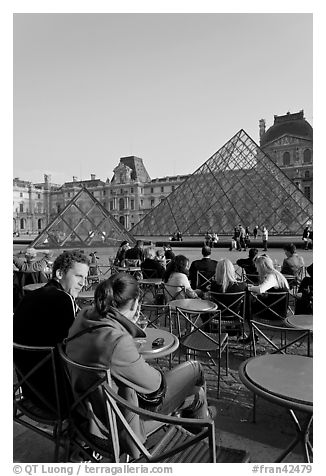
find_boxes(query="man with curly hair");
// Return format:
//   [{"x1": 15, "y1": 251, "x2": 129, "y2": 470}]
[{"x1": 14, "y1": 250, "x2": 89, "y2": 409}]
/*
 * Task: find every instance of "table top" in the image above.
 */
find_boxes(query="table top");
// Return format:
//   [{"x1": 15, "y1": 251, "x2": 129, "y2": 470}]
[
  {"x1": 135, "y1": 328, "x2": 179, "y2": 360},
  {"x1": 239, "y1": 354, "x2": 313, "y2": 413},
  {"x1": 23, "y1": 282, "x2": 47, "y2": 292},
  {"x1": 138, "y1": 278, "x2": 163, "y2": 285},
  {"x1": 168, "y1": 298, "x2": 218, "y2": 312},
  {"x1": 285, "y1": 314, "x2": 313, "y2": 331}
]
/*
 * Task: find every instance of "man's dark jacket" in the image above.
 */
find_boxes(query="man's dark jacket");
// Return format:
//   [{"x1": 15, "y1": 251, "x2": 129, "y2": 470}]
[{"x1": 189, "y1": 258, "x2": 218, "y2": 290}]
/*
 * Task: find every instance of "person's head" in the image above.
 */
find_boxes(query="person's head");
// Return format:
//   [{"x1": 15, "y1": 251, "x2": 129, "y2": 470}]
[
  {"x1": 202, "y1": 246, "x2": 211, "y2": 257},
  {"x1": 156, "y1": 249, "x2": 165, "y2": 259},
  {"x1": 136, "y1": 240, "x2": 144, "y2": 248},
  {"x1": 25, "y1": 247, "x2": 37, "y2": 262},
  {"x1": 255, "y1": 255, "x2": 289, "y2": 289},
  {"x1": 94, "y1": 273, "x2": 140, "y2": 322},
  {"x1": 143, "y1": 247, "x2": 156, "y2": 260},
  {"x1": 52, "y1": 250, "x2": 89, "y2": 298},
  {"x1": 164, "y1": 254, "x2": 189, "y2": 281},
  {"x1": 284, "y1": 243, "x2": 296, "y2": 257},
  {"x1": 214, "y1": 259, "x2": 237, "y2": 292},
  {"x1": 248, "y1": 248, "x2": 259, "y2": 260},
  {"x1": 120, "y1": 240, "x2": 130, "y2": 250}
]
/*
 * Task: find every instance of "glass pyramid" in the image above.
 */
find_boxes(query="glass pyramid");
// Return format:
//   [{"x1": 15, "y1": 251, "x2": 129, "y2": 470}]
[
  {"x1": 131, "y1": 129, "x2": 313, "y2": 236},
  {"x1": 32, "y1": 187, "x2": 135, "y2": 249}
]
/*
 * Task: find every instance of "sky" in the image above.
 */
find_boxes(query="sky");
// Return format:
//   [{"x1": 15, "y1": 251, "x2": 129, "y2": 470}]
[{"x1": 13, "y1": 12, "x2": 313, "y2": 185}]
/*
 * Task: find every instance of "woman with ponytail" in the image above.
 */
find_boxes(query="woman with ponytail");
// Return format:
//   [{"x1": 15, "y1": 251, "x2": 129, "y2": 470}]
[{"x1": 66, "y1": 272, "x2": 214, "y2": 459}]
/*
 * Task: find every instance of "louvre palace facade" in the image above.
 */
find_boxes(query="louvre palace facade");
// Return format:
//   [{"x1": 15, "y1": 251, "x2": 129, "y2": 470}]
[{"x1": 13, "y1": 111, "x2": 312, "y2": 236}]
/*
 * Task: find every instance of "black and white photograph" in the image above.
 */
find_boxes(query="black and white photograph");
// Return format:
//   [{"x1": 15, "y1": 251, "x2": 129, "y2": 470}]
[{"x1": 7, "y1": 1, "x2": 320, "y2": 470}]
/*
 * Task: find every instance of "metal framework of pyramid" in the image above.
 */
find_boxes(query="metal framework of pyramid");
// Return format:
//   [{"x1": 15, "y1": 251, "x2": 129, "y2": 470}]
[
  {"x1": 131, "y1": 129, "x2": 313, "y2": 236},
  {"x1": 32, "y1": 187, "x2": 135, "y2": 249}
]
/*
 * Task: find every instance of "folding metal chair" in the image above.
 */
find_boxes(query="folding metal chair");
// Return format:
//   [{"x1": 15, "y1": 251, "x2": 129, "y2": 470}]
[
  {"x1": 162, "y1": 283, "x2": 186, "y2": 303},
  {"x1": 58, "y1": 344, "x2": 249, "y2": 463},
  {"x1": 175, "y1": 308, "x2": 228, "y2": 399},
  {"x1": 209, "y1": 291, "x2": 246, "y2": 341},
  {"x1": 13, "y1": 343, "x2": 69, "y2": 462},
  {"x1": 196, "y1": 270, "x2": 215, "y2": 292}
]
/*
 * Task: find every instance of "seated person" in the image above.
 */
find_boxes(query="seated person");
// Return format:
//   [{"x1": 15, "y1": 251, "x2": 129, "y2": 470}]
[
  {"x1": 210, "y1": 259, "x2": 247, "y2": 294},
  {"x1": 13, "y1": 250, "x2": 89, "y2": 410},
  {"x1": 13, "y1": 247, "x2": 52, "y2": 273},
  {"x1": 281, "y1": 243, "x2": 304, "y2": 278},
  {"x1": 124, "y1": 240, "x2": 145, "y2": 265},
  {"x1": 113, "y1": 241, "x2": 130, "y2": 266},
  {"x1": 295, "y1": 263, "x2": 313, "y2": 315},
  {"x1": 209, "y1": 259, "x2": 247, "y2": 336},
  {"x1": 248, "y1": 254, "x2": 289, "y2": 324},
  {"x1": 236, "y1": 248, "x2": 259, "y2": 283},
  {"x1": 163, "y1": 255, "x2": 202, "y2": 301},
  {"x1": 163, "y1": 244, "x2": 175, "y2": 261},
  {"x1": 66, "y1": 274, "x2": 215, "y2": 458},
  {"x1": 188, "y1": 246, "x2": 218, "y2": 291},
  {"x1": 141, "y1": 247, "x2": 165, "y2": 278},
  {"x1": 155, "y1": 249, "x2": 167, "y2": 268}
]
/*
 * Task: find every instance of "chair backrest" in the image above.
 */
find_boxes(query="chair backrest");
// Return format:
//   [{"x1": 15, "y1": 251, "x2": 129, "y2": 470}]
[
  {"x1": 249, "y1": 291, "x2": 289, "y2": 321},
  {"x1": 13, "y1": 342, "x2": 67, "y2": 419},
  {"x1": 175, "y1": 307, "x2": 223, "y2": 345},
  {"x1": 209, "y1": 291, "x2": 246, "y2": 322},
  {"x1": 196, "y1": 270, "x2": 215, "y2": 291},
  {"x1": 140, "y1": 303, "x2": 172, "y2": 330},
  {"x1": 124, "y1": 259, "x2": 141, "y2": 268},
  {"x1": 142, "y1": 268, "x2": 160, "y2": 279},
  {"x1": 243, "y1": 272, "x2": 259, "y2": 285},
  {"x1": 58, "y1": 344, "x2": 216, "y2": 463},
  {"x1": 162, "y1": 283, "x2": 186, "y2": 303}
]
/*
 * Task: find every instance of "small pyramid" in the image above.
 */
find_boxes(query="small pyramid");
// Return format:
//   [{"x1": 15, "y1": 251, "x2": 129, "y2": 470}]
[
  {"x1": 131, "y1": 129, "x2": 312, "y2": 236},
  {"x1": 32, "y1": 187, "x2": 135, "y2": 249}
]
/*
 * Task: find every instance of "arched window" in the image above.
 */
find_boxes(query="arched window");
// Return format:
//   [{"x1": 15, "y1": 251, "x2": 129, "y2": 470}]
[
  {"x1": 283, "y1": 152, "x2": 290, "y2": 166},
  {"x1": 305, "y1": 171, "x2": 310, "y2": 179},
  {"x1": 303, "y1": 149, "x2": 312, "y2": 163},
  {"x1": 37, "y1": 218, "x2": 42, "y2": 229},
  {"x1": 20, "y1": 218, "x2": 25, "y2": 229},
  {"x1": 119, "y1": 198, "x2": 124, "y2": 211},
  {"x1": 119, "y1": 216, "x2": 125, "y2": 226}
]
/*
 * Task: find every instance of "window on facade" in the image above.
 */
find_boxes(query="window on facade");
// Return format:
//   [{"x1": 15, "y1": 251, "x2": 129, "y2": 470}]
[
  {"x1": 295, "y1": 182, "x2": 300, "y2": 188},
  {"x1": 37, "y1": 193, "x2": 41, "y2": 199},
  {"x1": 103, "y1": 190, "x2": 106, "y2": 196},
  {"x1": 120, "y1": 189, "x2": 123, "y2": 194},
  {"x1": 140, "y1": 199, "x2": 143, "y2": 207},
  {"x1": 20, "y1": 218, "x2": 25, "y2": 229},
  {"x1": 119, "y1": 198, "x2": 124, "y2": 211},
  {"x1": 110, "y1": 201, "x2": 114, "y2": 210},
  {"x1": 67, "y1": 192, "x2": 71, "y2": 198},
  {"x1": 20, "y1": 192, "x2": 23, "y2": 198},
  {"x1": 172, "y1": 186, "x2": 175, "y2": 192},
  {"x1": 304, "y1": 186, "x2": 311, "y2": 200},
  {"x1": 37, "y1": 218, "x2": 42, "y2": 229},
  {"x1": 130, "y1": 187, "x2": 134, "y2": 193},
  {"x1": 150, "y1": 199, "x2": 155, "y2": 207},
  {"x1": 305, "y1": 171, "x2": 310, "y2": 179},
  {"x1": 19, "y1": 203, "x2": 24, "y2": 213},
  {"x1": 303, "y1": 149, "x2": 312, "y2": 163},
  {"x1": 130, "y1": 199, "x2": 134, "y2": 210},
  {"x1": 161, "y1": 186, "x2": 164, "y2": 192},
  {"x1": 57, "y1": 204, "x2": 61, "y2": 213},
  {"x1": 283, "y1": 152, "x2": 290, "y2": 166},
  {"x1": 150, "y1": 187, "x2": 154, "y2": 193},
  {"x1": 120, "y1": 173, "x2": 124, "y2": 183}
]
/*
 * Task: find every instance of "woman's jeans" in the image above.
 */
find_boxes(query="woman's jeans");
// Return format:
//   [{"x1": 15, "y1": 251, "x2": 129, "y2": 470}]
[{"x1": 159, "y1": 360, "x2": 209, "y2": 418}]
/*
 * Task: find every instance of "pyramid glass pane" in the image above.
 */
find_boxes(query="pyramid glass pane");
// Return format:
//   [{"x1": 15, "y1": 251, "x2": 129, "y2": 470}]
[
  {"x1": 32, "y1": 187, "x2": 135, "y2": 249},
  {"x1": 131, "y1": 129, "x2": 313, "y2": 236}
]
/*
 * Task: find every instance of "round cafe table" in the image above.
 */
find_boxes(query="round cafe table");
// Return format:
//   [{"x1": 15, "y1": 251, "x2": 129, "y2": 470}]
[
  {"x1": 239, "y1": 354, "x2": 313, "y2": 462},
  {"x1": 135, "y1": 328, "x2": 179, "y2": 360},
  {"x1": 168, "y1": 298, "x2": 217, "y2": 312},
  {"x1": 285, "y1": 314, "x2": 313, "y2": 331}
]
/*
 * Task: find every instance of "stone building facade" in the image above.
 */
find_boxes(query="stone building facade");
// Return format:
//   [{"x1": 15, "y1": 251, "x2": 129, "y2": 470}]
[
  {"x1": 13, "y1": 157, "x2": 189, "y2": 234},
  {"x1": 259, "y1": 110, "x2": 313, "y2": 201}
]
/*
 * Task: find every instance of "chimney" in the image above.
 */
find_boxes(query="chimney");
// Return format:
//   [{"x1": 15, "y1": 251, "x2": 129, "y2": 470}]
[
  {"x1": 259, "y1": 119, "x2": 266, "y2": 142},
  {"x1": 91, "y1": 174, "x2": 96, "y2": 180},
  {"x1": 73, "y1": 176, "x2": 78, "y2": 182},
  {"x1": 44, "y1": 174, "x2": 51, "y2": 184}
]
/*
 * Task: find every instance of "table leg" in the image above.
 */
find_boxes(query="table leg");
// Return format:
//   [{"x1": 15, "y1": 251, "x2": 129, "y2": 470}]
[{"x1": 275, "y1": 411, "x2": 313, "y2": 463}]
